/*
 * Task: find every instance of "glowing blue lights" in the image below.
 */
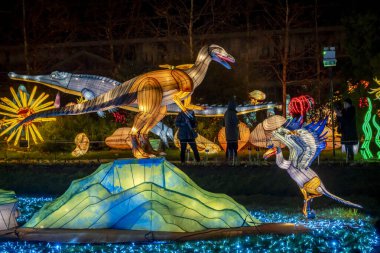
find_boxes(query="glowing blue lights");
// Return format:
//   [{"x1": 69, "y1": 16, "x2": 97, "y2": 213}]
[{"x1": 2, "y1": 197, "x2": 376, "y2": 252}]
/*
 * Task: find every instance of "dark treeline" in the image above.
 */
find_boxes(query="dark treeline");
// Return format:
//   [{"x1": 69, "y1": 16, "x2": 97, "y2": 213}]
[{"x1": 0, "y1": 0, "x2": 379, "y2": 105}]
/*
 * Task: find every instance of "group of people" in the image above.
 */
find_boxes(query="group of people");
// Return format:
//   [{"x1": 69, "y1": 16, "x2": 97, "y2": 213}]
[
  {"x1": 175, "y1": 97, "x2": 239, "y2": 164},
  {"x1": 176, "y1": 96, "x2": 358, "y2": 164}
]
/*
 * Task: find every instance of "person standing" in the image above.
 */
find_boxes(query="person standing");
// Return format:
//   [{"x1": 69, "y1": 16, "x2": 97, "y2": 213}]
[
  {"x1": 336, "y1": 98, "x2": 358, "y2": 161},
  {"x1": 175, "y1": 109, "x2": 200, "y2": 164},
  {"x1": 224, "y1": 98, "x2": 239, "y2": 162}
]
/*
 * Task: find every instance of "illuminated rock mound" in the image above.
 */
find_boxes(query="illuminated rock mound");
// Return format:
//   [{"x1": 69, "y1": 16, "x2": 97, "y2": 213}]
[
  {"x1": 0, "y1": 189, "x2": 19, "y2": 230},
  {"x1": 24, "y1": 158, "x2": 260, "y2": 232}
]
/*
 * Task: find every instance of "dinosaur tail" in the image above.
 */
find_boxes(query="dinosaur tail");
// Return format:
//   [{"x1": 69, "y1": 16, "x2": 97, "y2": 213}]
[
  {"x1": 13, "y1": 79, "x2": 138, "y2": 131},
  {"x1": 321, "y1": 186, "x2": 363, "y2": 209}
]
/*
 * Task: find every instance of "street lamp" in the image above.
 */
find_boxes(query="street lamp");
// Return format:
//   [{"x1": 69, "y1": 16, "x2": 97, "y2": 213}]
[{"x1": 323, "y1": 47, "x2": 337, "y2": 156}]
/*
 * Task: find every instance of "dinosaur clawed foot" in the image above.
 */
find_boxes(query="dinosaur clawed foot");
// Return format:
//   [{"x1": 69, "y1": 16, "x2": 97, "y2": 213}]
[
  {"x1": 302, "y1": 199, "x2": 316, "y2": 219},
  {"x1": 131, "y1": 134, "x2": 157, "y2": 159},
  {"x1": 132, "y1": 148, "x2": 156, "y2": 158},
  {"x1": 140, "y1": 134, "x2": 160, "y2": 156}
]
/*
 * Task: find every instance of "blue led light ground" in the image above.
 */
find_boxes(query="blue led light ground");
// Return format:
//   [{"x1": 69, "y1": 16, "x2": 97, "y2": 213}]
[{"x1": 0, "y1": 197, "x2": 377, "y2": 252}]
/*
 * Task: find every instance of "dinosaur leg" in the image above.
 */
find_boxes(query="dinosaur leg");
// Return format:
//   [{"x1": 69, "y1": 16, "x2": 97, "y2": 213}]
[
  {"x1": 140, "y1": 106, "x2": 167, "y2": 154},
  {"x1": 130, "y1": 78, "x2": 163, "y2": 158},
  {"x1": 301, "y1": 177, "x2": 324, "y2": 217},
  {"x1": 300, "y1": 188, "x2": 309, "y2": 217}
]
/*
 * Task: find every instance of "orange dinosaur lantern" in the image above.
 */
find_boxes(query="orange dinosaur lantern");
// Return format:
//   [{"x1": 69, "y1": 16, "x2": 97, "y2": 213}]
[{"x1": 14, "y1": 45, "x2": 235, "y2": 159}]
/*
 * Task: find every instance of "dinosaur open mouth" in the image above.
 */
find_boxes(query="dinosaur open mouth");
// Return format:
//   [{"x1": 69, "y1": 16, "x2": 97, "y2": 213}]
[
  {"x1": 212, "y1": 53, "x2": 235, "y2": 69},
  {"x1": 263, "y1": 147, "x2": 277, "y2": 159}
]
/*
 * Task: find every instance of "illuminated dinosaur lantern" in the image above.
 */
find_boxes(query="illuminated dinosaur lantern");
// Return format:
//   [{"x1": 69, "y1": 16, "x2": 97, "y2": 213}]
[
  {"x1": 9, "y1": 72, "x2": 278, "y2": 118},
  {"x1": 9, "y1": 66, "x2": 278, "y2": 151},
  {"x1": 12, "y1": 45, "x2": 235, "y2": 158},
  {"x1": 173, "y1": 130, "x2": 222, "y2": 154},
  {"x1": 263, "y1": 117, "x2": 362, "y2": 217}
]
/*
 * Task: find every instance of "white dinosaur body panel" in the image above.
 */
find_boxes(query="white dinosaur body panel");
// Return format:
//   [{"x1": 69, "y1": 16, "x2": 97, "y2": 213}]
[{"x1": 286, "y1": 165, "x2": 320, "y2": 189}]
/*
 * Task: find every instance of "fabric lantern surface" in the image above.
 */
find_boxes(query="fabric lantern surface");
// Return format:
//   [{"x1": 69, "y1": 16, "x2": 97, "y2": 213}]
[
  {"x1": 105, "y1": 128, "x2": 133, "y2": 149},
  {"x1": 323, "y1": 126, "x2": 341, "y2": 150},
  {"x1": 174, "y1": 131, "x2": 221, "y2": 154},
  {"x1": 250, "y1": 115, "x2": 286, "y2": 148},
  {"x1": 218, "y1": 121, "x2": 250, "y2": 151},
  {"x1": 0, "y1": 189, "x2": 18, "y2": 231},
  {"x1": 72, "y1": 133, "x2": 90, "y2": 157},
  {"x1": 24, "y1": 158, "x2": 260, "y2": 232}
]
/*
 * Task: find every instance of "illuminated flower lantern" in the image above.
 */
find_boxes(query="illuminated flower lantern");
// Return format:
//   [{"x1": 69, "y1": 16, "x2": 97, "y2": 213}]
[
  {"x1": 249, "y1": 90, "x2": 266, "y2": 105},
  {"x1": 368, "y1": 77, "x2": 380, "y2": 99},
  {"x1": 71, "y1": 133, "x2": 90, "y2": 157},
  {"x1": 249, "y1": 115, "x2": 286, "y2": 148},
  {"x1": 288, "y1": 95, "x2": 314, "y2": 123},
  {"x1": 174, "y1": 131, "x2": 221, "y2": 154},
  {"x1": 218, "y1": 121, "x2": 250, "y2": 151},
  {"x1": 0, "y1": 86, "x2": 56, "y2": 147},
  {"x1": 0, "y1": 189, "x2": 19, "y2": 231}
]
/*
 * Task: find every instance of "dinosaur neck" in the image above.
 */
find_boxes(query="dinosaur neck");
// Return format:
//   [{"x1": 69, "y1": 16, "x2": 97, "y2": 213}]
[
  {"x1": 184, "y1": 46, "x2": 212, "y2": 89},
  {"x1": 275, "y1": 148, "x2": 291, "y2": 170}
]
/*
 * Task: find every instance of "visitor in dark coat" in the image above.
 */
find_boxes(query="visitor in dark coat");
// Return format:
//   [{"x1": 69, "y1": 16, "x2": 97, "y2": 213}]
[
  {"x1": 224, "y1": 98, "x2": 239, "y2": 160},
  {"x1": 336, "y1": 98, "x2": 358, "y2": 161},
  {"x1": 175, "y1": 110, "x2": 200, "y2": 164}
]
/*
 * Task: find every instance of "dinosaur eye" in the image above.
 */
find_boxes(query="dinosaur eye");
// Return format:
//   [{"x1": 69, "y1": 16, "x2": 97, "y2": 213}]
[{"x1": 51, "y1": 71, "x2": 68, "y2": 80}]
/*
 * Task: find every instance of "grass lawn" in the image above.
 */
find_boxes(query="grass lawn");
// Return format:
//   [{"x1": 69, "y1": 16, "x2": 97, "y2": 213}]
[{"x1": 0, "y1": 145, "x2": 376, "y2": 163}]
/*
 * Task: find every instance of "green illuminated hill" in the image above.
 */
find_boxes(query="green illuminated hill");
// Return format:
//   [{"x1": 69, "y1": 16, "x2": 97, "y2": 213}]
[{"x1": 24, "y1": 158, "x2": 260, "y2": 232}]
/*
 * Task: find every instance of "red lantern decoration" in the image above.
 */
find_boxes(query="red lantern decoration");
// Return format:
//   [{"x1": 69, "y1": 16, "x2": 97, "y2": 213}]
[
  {"x1": 112, "y1": 112, "x2": 127, "y2": 124},
  {"x1": 360, "y1": 80, "x2": 369, "y2": 89},
  {"x1": 359, "y1": 97, "x2": 369, "y2": 108},
  {"x1": 288, "y1": 95, "x2": 315, "y2": 122}
]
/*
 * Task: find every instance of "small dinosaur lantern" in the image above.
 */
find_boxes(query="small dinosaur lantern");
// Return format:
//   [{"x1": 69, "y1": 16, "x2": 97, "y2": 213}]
[{"x1": 263, "y1": 118, "x2": 362, "y2": 217}]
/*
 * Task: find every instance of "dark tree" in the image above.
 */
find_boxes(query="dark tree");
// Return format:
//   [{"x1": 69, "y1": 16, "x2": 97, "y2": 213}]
[{"x1": 342, "y1": 13, "x2": 380, "y2": 80}]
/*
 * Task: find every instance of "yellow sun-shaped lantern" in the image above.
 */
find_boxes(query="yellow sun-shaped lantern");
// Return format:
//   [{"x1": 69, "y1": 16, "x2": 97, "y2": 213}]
[{"x1": 0, "y1": 86, "x2": 56, "y2": 146}]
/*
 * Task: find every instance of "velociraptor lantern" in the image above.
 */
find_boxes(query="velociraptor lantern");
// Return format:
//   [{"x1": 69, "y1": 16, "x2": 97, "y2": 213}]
[
  {"x1": 263, "y1": 117, "x2": 363, "y2": 217},
  {"x1": 12, "y1": 44, "x2": 235, "y2": 158}
]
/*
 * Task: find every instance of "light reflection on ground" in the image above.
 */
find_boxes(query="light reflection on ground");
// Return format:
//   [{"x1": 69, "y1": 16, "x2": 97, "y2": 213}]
[{"x1": 0, "y1": 196, "x2": 378, "y2": 252}]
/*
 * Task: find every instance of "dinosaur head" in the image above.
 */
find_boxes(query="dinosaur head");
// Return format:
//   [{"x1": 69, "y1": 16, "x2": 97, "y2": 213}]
[
  {"x1": 269, "y1": 118, "x2": 328, "y2": 169},
  {"x1": 208, "y1": 44, "x2": 235, "y2": 69},
  {"x1": 271, "y1": 127, "x2": 292, "y2": 145},
  {"x1": 8, "y1": 71, "x2": 78, "y2": 95}
]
